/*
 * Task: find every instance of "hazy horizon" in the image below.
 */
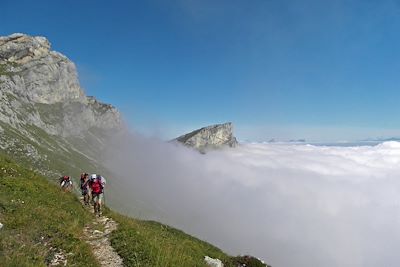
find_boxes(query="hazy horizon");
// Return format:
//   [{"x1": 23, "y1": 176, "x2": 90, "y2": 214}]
[
  {"x1": 128, "y1": 120, "x2": 400, "y2": 144},
  {"x1": 103, "y1": 130, "x2": 400, "y2": 267}
]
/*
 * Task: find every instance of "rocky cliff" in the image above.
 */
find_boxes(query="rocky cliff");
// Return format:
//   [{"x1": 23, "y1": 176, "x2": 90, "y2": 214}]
[
  {"x1": 0, "y1": 33, "x2": 122, "y2": 176},
  {"x1": 174, "y1": 122, "x2": 238, "y2": 152}
]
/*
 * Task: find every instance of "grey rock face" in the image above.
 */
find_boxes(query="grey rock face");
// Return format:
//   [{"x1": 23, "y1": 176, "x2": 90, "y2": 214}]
[
  {"x1": 0, "y1": 33, "x2": 122, "y2": 137},
  {"x1": 0, "y1": 33, "x2": 123, "y2": 174},
  {"x1": 0, "y1": 33, "x2": 83, "y2": 104},
  {"x1": 174, "y1": 122, "x2": 238, "y2": 152}
]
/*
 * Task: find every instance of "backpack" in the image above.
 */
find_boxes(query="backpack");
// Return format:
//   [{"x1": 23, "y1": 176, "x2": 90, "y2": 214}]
[
  {"x1": 60, "y1": 175, "x2": 69, "y2": 184},
  {"x1": 80, "y1": 175, "x2": 86, "y2": 186},
  {"x1": 91, "y1": 178, "x2": 103, "y2": 194}
]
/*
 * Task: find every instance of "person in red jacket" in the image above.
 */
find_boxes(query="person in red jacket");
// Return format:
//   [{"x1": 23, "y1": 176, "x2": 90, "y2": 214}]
[{"x1": 89, "y1": 174, "x2": 106, "y2": 216}]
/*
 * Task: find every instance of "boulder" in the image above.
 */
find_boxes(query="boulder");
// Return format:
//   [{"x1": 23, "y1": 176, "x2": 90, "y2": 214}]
[{"x1": 204, "y1": 256, "x2": 224, "y2": 267}]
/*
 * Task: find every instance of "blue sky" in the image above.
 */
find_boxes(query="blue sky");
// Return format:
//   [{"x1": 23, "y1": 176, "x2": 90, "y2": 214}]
[{"x1": 3, "y1": 0, "x2": 400, "y2": 141}]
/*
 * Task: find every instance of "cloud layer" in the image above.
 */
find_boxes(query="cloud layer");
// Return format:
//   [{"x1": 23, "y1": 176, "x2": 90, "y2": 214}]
[{"x1": 104, "y1": 133, "x2": 400, "y2": 267}]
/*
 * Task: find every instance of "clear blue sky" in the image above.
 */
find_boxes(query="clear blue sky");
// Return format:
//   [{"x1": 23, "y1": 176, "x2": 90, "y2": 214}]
[{"x1": 3, "y1": 0, "x2": 400, "y2": 141}]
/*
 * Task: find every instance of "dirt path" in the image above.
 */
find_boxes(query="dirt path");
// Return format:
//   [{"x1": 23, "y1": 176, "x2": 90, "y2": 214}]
[{"x1": 82, "y1": 203, "x2": 123, "y2": 267}]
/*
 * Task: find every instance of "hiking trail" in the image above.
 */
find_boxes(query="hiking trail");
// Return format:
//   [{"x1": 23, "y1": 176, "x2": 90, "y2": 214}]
[{"x1": 82, "y1": 200, "x2": 123, "y2": 267}]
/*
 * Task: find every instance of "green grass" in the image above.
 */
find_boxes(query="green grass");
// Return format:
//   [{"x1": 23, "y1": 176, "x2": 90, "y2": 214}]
[
  {"x1": 0, "y1": 121, "x2": 102, "y2": 185},
  {"x1": 0, "y1": 155, "x2": 99, "y2": 266},
  {"x1": 107, "y1": 209, "x2": 269, "y2": 267},
  {"x1": 0, "y1": 119, "x2": 269, "y2": 267},
  {"x1": 0, "y1": 62, "x2": 17, "y2": 77},
  {"x1": 0, "y1": 64, "x2": 9, "y2": 76},
  {"x1": 107, "y1": 209, "x2": 228, "y2": 267},
  {"x1": 0, "y1": 154, "x2": 269, "y2": 267}
]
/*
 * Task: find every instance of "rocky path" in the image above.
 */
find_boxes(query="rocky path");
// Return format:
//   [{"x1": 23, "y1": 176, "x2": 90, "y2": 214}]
[{"x1": 82, "y1": 203, "x2": 123, "y2": 267}]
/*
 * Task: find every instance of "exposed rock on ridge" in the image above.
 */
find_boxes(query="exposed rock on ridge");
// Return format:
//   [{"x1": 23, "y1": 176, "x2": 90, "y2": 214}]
[
  {"x1": 0, "y1": 33, "x2": 122, "y2": 174},
  {"x1": 174, "y1": 122, "x2": 238, "y2": 152},
  {"x1": 0, "y1": 33, "x2": 83, "y2": 104},
  {"x1": 0, "y1": 33, "x2": 121, "y2": 137}
]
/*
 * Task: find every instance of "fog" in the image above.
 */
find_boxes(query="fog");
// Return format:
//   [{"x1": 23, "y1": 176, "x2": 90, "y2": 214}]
[{"x1": 103, "y1": 132, "x2": 400, "y2": 267}]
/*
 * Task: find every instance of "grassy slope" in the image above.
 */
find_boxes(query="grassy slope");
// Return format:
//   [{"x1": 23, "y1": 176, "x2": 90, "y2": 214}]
[
  {"x1": 108, "y1": 209, "x2": 269, "y2": 267},
  {"x1": 0, "y1": 121, "x2": 101, "y2": 183},
  {"x1": 0, "y1": 111, "x2": 269, "y2": 266},
  {"x1": 1, "y1": 61, "x2": 269, "y2": 266},
  {"x1": 0, "y1": 155, "x2": 269, "y2": 267},
  {"x1": 0, "y1": 155, "x2": 99, "y2": 267},
  {"x1": 108, "y1": 209, "x2": 232, "y2": 267},
  {"x1": 0, "y1": 93, "x2": 106, "y2": 181}
]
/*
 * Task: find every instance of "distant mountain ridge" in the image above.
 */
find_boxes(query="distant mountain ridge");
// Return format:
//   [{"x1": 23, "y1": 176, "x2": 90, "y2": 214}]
[{"x1": 361, "y1": 137, "x2": 400, "y2": 142}]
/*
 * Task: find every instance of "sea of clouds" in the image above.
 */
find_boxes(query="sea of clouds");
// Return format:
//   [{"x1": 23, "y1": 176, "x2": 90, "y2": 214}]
[{"x1": 104, "y1": 133, "x2": 400, "y2": 267}]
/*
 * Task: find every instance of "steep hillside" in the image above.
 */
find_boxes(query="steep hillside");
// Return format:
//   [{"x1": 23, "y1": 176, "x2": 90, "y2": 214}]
[
  {"x1": 0, "y1": 155, "x2": 269, "y2": 267},
  {"x1": 0, "y1": 33, "x2": 121, "y2": 178},
  {"x1": 0, "y1": 155, "x2": 99, "y2": 266},
  {"x1": 0, "y1": 34, "x2": 269, "y2": 267}
]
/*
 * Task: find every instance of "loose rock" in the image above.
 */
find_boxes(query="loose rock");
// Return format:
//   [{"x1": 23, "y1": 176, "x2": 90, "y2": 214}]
[{"x1": 204, "y1": 256, "x2": 224, "y2": 267}]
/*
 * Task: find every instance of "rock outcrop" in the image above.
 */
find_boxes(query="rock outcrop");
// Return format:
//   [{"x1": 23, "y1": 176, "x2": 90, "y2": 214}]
[
  {"x1": 174, "y1": 122, "x2": 238, "y2": 152},
  {"x1": 0, "y1": 33, "x2": 121, "y2": 136},
  {"x1": 0, "y1": 33, "x2": 83, "y2": 104},
  {"x1": 0, "y1": 33, "x2": 123, "y2": 175},
  {"x1": 204, "y1": 256, "x2": 224, "y2": 267}
]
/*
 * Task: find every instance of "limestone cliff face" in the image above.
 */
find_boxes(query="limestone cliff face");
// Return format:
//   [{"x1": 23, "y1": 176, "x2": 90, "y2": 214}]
[
  {"x1": 0, "y1": 33, "x2": 83, "y2": 104},
  {"x1": 174, "y1": 122, "x2": 238, "y2": 152},
  {"x1": 0, "y1": 33, "x2": 121, "y2": 137},
  {"x1": 0, "y1": 33, "x2": 122, "y2": 175}
]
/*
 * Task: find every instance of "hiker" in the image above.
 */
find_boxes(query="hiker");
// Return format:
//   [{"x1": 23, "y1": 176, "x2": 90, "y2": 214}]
[
  {"x1": 80, "y1": 173, "x2": 90, "y2": 205},
  {"x1": 59, "y1": 175, "x2": 73, "y2": 192},
  {"x1": 89, "y1": 174, "x2": 106, "y2": 216},
  {"x1": 88, "y1": 174, "x2": 97, "y2": 205}
]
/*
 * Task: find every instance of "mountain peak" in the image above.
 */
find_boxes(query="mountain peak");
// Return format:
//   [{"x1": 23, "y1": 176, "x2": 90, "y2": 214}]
[
  {"x1": 174, "y1": 122, "x2": 238, "y2": 152},
  {"x1": 0, "y1": 33, "x2": 122, "y2": 171},
  {"x1": 0, "y1": 33, "x2": 83, "y2": 104},
  {"x1": 0, "y1": 33, "x2": 52, "y2": 64}
]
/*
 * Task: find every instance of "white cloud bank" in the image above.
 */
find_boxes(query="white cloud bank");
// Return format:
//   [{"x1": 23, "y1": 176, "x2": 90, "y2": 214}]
[{"x1": 104, "y1": 133, "x2": 400, "y2": 267}]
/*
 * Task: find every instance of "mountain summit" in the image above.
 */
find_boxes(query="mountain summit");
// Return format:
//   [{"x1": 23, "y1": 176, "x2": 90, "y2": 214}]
[{"x1": 174, "y1": 122, "x2": 238, "y2": 152}]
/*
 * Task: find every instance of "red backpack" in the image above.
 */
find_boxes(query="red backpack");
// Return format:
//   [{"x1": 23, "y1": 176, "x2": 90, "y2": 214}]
[{"x1": 91, "y1": 178, "x2": 102, "y2": 194}]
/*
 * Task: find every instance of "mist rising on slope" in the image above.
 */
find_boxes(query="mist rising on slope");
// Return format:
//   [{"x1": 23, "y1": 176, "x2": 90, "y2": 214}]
[{"x1": 103, "y1": 132, "x2": 400, "y2": 267}]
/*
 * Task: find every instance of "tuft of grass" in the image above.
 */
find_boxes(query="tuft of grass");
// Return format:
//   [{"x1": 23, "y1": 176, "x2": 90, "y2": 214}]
[
  {"x1": 0, "y1": 155, "x2": 100, "y2": 266},
  {"x1": 0, "y1": 64, "x2": 9, "y2": 76},
  {"x1": 0, "y1": 63, "x2": 14, "y2": 77}
]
